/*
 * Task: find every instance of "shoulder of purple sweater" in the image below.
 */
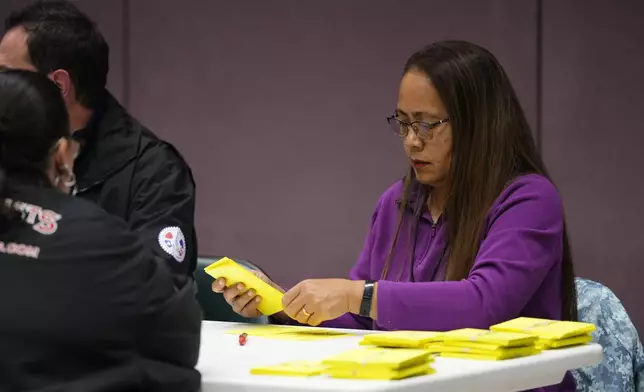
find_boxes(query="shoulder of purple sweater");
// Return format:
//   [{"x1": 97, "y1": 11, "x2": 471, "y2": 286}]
[{"x1": 490, "y1": 173, "x2": 564, "y2": 223}]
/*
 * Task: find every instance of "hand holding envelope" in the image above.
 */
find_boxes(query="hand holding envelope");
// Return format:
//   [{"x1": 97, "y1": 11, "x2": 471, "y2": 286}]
[{"x1": 207, "y1": 257, "x2": 286, "y2": 317}]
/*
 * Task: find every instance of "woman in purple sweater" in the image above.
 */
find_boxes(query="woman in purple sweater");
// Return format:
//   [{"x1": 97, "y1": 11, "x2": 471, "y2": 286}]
[{"x1": 213, "y1": 40, "x2": 578, "y2": 391}]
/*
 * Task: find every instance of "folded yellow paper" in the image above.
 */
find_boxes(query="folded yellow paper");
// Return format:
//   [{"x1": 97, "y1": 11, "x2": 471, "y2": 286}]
[
  {"x1": 274, "y1": 327, "x2": 347, "y2": 335},
  {"x1": 490, "y1": 317, "x2": 596, "y2": 341},
  {"x1": 204, "y1": 257, "x2": 283, "y2": 315},
  {"x1": 269, "y1": 332, "x2": 349, "y2": 341},
  {"x1": 429, "y1": 343, "x2": 542, "y2": 360},
  {"x1": 537, "y1": 334, "x2": 593, "y2": 349},
  {"x1": 225, "y1": 325, "x2": 349, "y2": 340},
  {"x1": 322, "y1": 347, "x2": 433, "y2": 370},
  {"x1": 327, "y1": 363, "x2": 434, "y2": 380},
  {"x1": 225, "y1": 325, "x2": 288, "y2": 336},
  {"x1": 439, "y1": 340, "x2": 525, "y2": 351},
  {"x1": 440, "y1": 328, "x2": 537, "y2": 347},
  {"x1": 439, "y1": 349, "x2": 541, "y2": 361},
  {"x1": 360, "y1": 331, "x2": 443, "y2": 348},
  {"x1": 250, "y1": 361, "x2": 327, "y2": 376}
]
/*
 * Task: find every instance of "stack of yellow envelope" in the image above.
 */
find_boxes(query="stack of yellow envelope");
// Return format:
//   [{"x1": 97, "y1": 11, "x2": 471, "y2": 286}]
[
  {"x1": 359, "y1": 330, "x2": 443, "y2": 348},
  {"x1": 250, "y1": 361, "x2": 328, "y2": 377},
  {"x1": 490, "y1": 317, "x2": 596, "y2": 350},
  {"x1": 321, "y1": 347, "x2": 435, "y2": 380},
  {"x1": 426, "y1": 328, "x2": 542, "y2": 360}
]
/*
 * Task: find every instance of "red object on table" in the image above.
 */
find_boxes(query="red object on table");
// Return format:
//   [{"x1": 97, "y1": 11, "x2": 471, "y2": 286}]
[{"x1": 239, "y1": 332, "x2": 248, "y2": 346}]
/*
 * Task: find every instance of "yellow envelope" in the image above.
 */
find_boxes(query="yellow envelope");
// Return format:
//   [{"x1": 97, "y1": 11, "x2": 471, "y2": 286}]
[
  {"x1": 322, "y1": 347, "x2": 433, "y2": 370},
  {"x1": 360, "y1": 331, "x2": 443, "y2": 348},
  {"x1": 225, "y1": 325, "x2": 292, "y2": 336},
  {"x1": 226, "y1": 325, "x2": 349, "y2": 340},
  {"x1": 425, "y1": 343, "x2": 444, "y2": 353},
  {"x1": 269, "y1": 331, "x2": 349, "y2": 341},
  {"x1": 327, "y1": 363, "x2": 434, "y2": 380},
  {"x1": 430, "y1": 343, "x2": 542, "y2": 360},
  {"x1": 441, "y1": 328, "x2": 537, "y2": 347},
  {"x1": 440, "y1": 340, "x2": 524, "y2": 351},
  {"x1": 537, "y1": 334, "x2": 593, "y2": 349},
  {"x1": 277, "y1": 326, "x2": 347, "y2": 335},
  {"x1": 204, "y1": 257, "x2": 283, "y2": 315},
  {"x1": 490, "y1": 317, "x2": 596, "y2": 341},
  {"x1": 250, "y1": 361, "x2": 327, "y2": 376},
  {"x1": 439, "y1": 348, "x2": 541, "y2": 361}
]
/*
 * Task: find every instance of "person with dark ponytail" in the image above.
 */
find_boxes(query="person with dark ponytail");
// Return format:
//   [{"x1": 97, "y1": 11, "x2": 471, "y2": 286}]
[
  {"x1": 0, "y1": 70, "x2": 201, "y2": 392},
  {"x1": 214, "y1": 41, "x2": 577, "y2": 391}
]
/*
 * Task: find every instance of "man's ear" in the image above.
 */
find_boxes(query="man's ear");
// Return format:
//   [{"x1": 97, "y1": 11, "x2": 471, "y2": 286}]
[{"x1": 48, "y1": 69, "x2": 72, "y2": 99}]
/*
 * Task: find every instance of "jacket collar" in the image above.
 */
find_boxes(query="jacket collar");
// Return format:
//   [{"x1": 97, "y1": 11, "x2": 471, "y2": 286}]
[{"x1": 73, "y1": 92, "x2": 139, "y2": 192}]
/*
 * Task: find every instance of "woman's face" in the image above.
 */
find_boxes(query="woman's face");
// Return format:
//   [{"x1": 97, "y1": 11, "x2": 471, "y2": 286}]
[{"x1": 396, "y1": 70, "x2": 452, "y2": 187}]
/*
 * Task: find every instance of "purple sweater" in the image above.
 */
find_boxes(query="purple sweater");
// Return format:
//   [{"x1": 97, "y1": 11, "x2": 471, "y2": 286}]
[{"x1": 322, "y1": 174, "x2": 575, "y2": 391}]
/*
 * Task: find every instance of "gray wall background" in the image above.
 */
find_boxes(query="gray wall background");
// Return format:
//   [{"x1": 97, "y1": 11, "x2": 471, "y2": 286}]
[{"x1": 1, "y1": 0, "x2": 642, "y2": 333}]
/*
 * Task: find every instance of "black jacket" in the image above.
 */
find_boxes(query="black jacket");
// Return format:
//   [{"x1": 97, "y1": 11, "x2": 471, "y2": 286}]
[
  {"x1": 0, "y1": 184, "x2": 202, "y2": 392},
  {"x1": 73, "y1": 93, "x2": 197, "y2": 285}
]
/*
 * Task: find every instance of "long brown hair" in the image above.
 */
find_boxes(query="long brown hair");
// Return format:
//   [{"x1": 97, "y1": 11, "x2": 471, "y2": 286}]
[{"x1": 381, "y1": 41, "x2": 577, "y2": 321}]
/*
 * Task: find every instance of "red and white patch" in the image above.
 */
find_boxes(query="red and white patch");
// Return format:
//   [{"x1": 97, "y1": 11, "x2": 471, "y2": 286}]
[{"x1": 158, "y1": 226, "x2": 186, "y2": 262}]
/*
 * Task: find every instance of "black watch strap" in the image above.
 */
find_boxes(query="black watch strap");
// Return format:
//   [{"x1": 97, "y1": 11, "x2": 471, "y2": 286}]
[{"x1": 359, "y1": 280, "x2": 376, "y2": 317}]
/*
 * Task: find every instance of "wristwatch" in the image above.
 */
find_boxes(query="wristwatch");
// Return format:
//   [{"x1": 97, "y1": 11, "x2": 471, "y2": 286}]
[{"x1": 359, "y1": 280, "x2": 376, "y2": 317}]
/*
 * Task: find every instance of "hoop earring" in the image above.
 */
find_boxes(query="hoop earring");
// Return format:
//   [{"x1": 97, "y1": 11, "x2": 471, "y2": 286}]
[
  {"x1": 65, "y1": 171, "x2": 78, "y2": 196},
  {"x1": 63, "y1": 171, "x2": 76, "y2": 189}
]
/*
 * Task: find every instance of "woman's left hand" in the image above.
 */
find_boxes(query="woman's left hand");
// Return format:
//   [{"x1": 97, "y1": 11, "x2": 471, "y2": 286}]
[{"x1": 282, "y1": 279, "x2": 364, "y2": 326}]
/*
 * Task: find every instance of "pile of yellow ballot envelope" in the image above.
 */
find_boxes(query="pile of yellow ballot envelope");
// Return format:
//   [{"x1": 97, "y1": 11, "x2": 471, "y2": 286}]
[
  {"x1": 426, "y1": 328, "x2": 542, "y2": 360},
  {"x1": 251, "y1": 347, "x2": 434, "y2": 380},
  {"x1": 360, "y1": 328, "x2": 541, "y2": 360},
  {"x1": 359, "y1": 317, "x2": 596, "y2": 361},
  {"x1": 322, "y1": 347, "x2": 435, "y2": 380},
  {"x1": 360, "y1": 330, "x2": 443, "y2": 348},
  {"x1": 249, "y1": 317, "x2": 596, "y2": 380},
  {"x1": 490, "y1": 317, "x2": 596, "y2": 350}
]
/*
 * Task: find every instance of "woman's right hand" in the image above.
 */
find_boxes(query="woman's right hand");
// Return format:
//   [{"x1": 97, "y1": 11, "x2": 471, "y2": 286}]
[{"x1": 211, "y1": 270, "x2": 286, "y2": 319}]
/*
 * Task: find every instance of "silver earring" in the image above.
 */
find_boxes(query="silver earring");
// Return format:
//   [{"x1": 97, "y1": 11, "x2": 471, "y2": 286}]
[
  {"x1": 65, "y1": 174, "x2": 77, "y2": 196},
  {"x1": 63, "y1": 172, "x2": 76, "y2": 188},
  {"x1": 62, "y1": 166, "x2": 77, "y2": 195}
]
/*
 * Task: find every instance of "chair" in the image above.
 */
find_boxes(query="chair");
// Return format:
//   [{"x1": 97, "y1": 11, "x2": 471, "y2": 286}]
[
  {"x1": 572, "y1": 277, "x2": 644, "y2": 391},
  {"x1": 195, "y1": 256, "x2": 268, "y2": 324}
]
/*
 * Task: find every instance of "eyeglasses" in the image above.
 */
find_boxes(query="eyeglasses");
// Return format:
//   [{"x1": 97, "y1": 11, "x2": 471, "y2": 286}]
[{"x1": 386, "y1": 115, "x2": 450, "y2": 140}]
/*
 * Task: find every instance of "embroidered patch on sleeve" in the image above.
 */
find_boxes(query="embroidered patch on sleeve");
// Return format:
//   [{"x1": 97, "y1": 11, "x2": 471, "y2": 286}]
[{"x1": 158, "y1": 226, "x2": 186, "y2": 262}]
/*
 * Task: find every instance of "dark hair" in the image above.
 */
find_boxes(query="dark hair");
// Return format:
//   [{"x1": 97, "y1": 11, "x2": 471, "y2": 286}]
[
  {"x1": 0, "y1": 69, "x2": 70, "y2": 228},
  {"x1": 5, "y1": 0, "x2": 109, "y2": 108},
  {"x1": 382, "y1": 41, "x2": 577, "y2": 322}
]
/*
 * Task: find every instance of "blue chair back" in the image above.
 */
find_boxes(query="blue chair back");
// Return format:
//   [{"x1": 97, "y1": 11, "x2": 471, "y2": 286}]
[{"x1": 572, "y1": 277, "x2": 643, "y2": 391}]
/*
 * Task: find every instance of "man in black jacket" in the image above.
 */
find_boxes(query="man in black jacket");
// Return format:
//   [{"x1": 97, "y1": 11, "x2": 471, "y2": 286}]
[{"x1": 0, "y1": 0, "x2": 198, "y2": 284}]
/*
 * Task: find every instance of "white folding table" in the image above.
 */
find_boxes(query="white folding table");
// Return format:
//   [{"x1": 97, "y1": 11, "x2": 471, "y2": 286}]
[{"x1": 197, "y1": 321, "x2": 602, "y2": 392}]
